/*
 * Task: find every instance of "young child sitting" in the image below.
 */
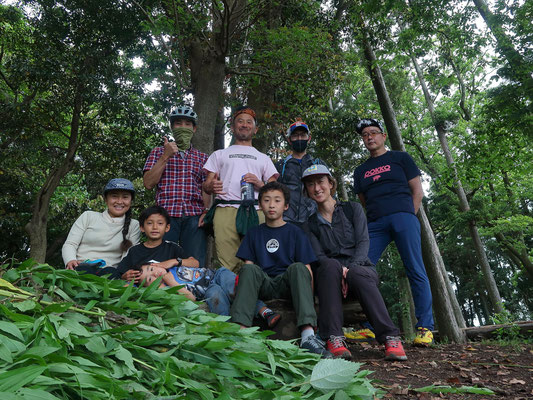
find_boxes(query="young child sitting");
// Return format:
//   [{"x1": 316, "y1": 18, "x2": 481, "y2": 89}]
[
  {"x1": 118, "y1": 205, "x2": 278, "y2": 321},
  {"x1": 230, "y1": 181, "x2": 331, "y2": 358}
]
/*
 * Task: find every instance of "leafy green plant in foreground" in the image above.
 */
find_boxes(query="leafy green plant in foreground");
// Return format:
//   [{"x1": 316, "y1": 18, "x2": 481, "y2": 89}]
[{"x1": 0, "y1": 261, "x2": 382, "y2": 399}]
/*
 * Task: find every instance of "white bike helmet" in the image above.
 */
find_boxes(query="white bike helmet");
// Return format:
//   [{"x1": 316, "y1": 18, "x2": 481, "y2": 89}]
[{"x1": 169, "y1": 105, "x2": 198, "y2": 126}]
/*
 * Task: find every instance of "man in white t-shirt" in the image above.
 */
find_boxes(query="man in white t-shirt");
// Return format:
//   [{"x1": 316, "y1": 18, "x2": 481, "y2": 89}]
[{"x1": 203, "y1": 106, "x2": 279, "y2": 271}]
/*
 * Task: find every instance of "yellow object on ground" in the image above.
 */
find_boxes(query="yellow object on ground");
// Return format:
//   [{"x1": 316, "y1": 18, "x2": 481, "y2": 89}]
[{"x1": 413, "y1": 327, "x2": 434, "y2": 346}]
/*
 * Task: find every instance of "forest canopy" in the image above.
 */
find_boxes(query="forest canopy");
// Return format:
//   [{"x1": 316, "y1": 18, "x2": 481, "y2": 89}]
[{"x1": 0, "y1": 0, "x2": 531, "y2": 334}]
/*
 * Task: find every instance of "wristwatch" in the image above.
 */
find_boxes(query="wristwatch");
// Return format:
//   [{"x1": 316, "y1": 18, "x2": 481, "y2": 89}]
[{"x1": 176, "y1": 258, "x2": 182, "y2": 267}]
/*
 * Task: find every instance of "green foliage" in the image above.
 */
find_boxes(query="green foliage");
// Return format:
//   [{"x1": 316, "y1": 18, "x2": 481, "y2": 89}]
[
  {"x1": 0, "y1": 262, "x2": 381, "y2": 399},
  {"x1": 490, "y1": 310, "x2": 524, "y2": 342}
]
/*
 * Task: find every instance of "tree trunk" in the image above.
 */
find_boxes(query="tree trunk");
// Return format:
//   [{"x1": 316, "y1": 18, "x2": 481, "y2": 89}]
[
  {"x1": 472, "y1": 0, "x2": 533, "y2": 97},
  {"x1": 359, "y1": 23, "x2": 466, "y2": 342},
  {"x1": 410, "y1": 52, "x2": 504, "y2": 314},
  {"x1": 26, "y1": 84, "x2": 82, "y2": 262},
  {"x1": 399, "y1": 274, "x2": 416, "y2": 338},
  {"x1": 189, "y1": 40, "x2": 226, "y2": 154}
]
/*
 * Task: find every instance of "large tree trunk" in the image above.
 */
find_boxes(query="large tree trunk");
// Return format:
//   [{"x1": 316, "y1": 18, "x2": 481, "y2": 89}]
[
  {"x1": 359, "y1": 23, "x2": 466, "y2": 342},
  {"x1": 25, "y1": 84, "x2": 82, "y2": 262},
  {"x1": 410, "y1": 53, "x2": 504, "y2": 314},
  {"x1": 189, "y1": 41, "x2": 226, "y2": 154},
  {"x1": 472, "y1": 0, "x2": 533, "y2": 97}
]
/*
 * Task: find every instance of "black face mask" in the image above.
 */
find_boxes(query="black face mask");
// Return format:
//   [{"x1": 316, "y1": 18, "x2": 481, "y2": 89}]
[{"x1": 290, "y1": 139, "x2": 308, "y2": 152}]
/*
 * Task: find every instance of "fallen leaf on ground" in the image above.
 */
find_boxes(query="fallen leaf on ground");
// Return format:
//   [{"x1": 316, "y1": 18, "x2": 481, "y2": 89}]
[{"x1": 508, "y1": 378, "x2": 525, "y2": 385}]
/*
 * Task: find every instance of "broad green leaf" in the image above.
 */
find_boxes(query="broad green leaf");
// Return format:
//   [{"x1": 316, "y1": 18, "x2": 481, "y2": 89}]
[
  {"x1": 0, "y1": 342, "x2": 13, "y2": 364},
  {"x1": 310, "y1": 359, "x2": 360, "y2": 392},
  {"x1": 115, "y1": 280, "x2": 135, "y2": 308},
  {"x1": 0, "y1": 365, "x2": 47, "y2": 392},
  {"x1": 0, "y1": 321, "x2": 24, "y2": 341},
  {"x1": 42, "y1": 303, "x2": 73, "y2": 314},
  {"x1": 15, "y1": 388, "x2": 61, "y2": 400},
  {"x1": 12, "y1": 300, "x2": 38, "y2": 312},
  {"x1": 84, "y1": 336, "x2": 108, "y2": 354},
  {"x1": 0, "y1": 278, "x2": 33, "y2": 296},
  {"x1": 114, "y1": 346, "x2": 136, "y2": 372}
]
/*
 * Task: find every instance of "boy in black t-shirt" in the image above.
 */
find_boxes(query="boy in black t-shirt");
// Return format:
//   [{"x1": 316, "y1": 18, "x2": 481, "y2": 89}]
[
  {"x1": 117, "y1": 206, "x2": 198, "y2": 283},
  {"x1": 120, "y1": 205, "x2": 269, "y2": 317},
  {"x1": 230, "y1": 182, "x2": 331, "y2": 358}
]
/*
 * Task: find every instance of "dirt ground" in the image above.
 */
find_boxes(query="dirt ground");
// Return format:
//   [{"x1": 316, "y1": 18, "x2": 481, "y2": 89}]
[{"x1": 346, "y1": 340, "x2": 533, "y2": 399}]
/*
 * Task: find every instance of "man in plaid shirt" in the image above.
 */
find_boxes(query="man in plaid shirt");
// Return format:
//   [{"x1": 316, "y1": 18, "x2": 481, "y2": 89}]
[{"x1": 143, "y1": 105, "x2": 210, "y2": 266}]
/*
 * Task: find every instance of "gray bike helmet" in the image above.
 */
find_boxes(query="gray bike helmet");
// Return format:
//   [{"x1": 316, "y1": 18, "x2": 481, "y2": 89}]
[
  {"x1": 103, "y1": 178, "x2": 135, "y2": 198},
  {"x1": 169, "y1": 105, "x2": 198, "y2": 126},
  {"x1": 355, "y1": 118, "x2": 384, "y2": 134}
]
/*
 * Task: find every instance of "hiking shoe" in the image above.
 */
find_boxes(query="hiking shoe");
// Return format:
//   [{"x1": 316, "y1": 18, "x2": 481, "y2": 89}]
[
  {"x1": 413, "y1": 327, "x2": 433, "y2": 346},
  {"x1": 384, "y1": 336, "x2": 407, "y2": 361},
  {"x1": 326, "y1": 336, "x2": 352, "y2": 360},
  {"x1": 345, "y1": 328, "x2": 376, "y2": 342},
  {"x1": 300, "y1": 335, "x2": 333, "y2": 358},
  {"x1": 263, "y1": 310, "x2": 281, "y2": 329}
]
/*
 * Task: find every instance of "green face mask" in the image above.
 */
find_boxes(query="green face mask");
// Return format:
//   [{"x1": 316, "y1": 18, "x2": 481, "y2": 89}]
[{"x1": 171, "y1": 127, "x2": 194, "y2": 150}]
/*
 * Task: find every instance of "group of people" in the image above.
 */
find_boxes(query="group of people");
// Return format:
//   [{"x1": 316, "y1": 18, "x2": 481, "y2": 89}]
[{"x1": 62, "y1": 105, "x2": 434, "y2": 362}]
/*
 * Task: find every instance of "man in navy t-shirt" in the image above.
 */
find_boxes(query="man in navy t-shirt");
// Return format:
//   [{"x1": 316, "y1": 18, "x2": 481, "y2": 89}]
[
  {"x1": 230, "y1": 181, "x2": 331, "y2": 358},
  {"x1": 353, "y1": 118, "x2": 434, "y2": 346}
]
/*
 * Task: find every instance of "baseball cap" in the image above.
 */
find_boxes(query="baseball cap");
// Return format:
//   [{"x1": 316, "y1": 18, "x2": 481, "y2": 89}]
[
  {"x1": 301, "y1": 164, "x2": 332, "y2": 181},
  {"x1": 287, "y1": 121, "x2": 310, "y2": 136}
]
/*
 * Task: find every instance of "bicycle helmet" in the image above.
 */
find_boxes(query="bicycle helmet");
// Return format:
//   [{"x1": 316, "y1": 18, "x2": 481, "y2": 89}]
[
  {"x1": 169, "y1": 105, "x2": 198, "y2": 126},
  {"x1": 103, "y1": 178, "x2": 135, "y2": 198},
  {"x1": 355, "y1": 118, "x2": 384, "y2": 134}
]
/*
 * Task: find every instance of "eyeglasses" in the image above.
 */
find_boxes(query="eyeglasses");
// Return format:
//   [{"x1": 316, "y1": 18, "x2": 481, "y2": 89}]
[{"x1": 361, "y1": 131, "x2": 382, "y2": 138}]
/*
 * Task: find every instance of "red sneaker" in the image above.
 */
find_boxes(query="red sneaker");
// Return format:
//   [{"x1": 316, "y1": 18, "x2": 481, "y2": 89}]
[
  {"x1": 326, "y1": 336, "x2": 352, "y2": 360},
  {"x1": 384, "y1": 336, "x2": 407, "y2": 361}
]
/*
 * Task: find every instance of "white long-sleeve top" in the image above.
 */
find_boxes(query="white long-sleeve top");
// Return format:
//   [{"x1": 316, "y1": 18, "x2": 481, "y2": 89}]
[{"x1": 62, "y1": 210, "x2": 140, "y2": 268}]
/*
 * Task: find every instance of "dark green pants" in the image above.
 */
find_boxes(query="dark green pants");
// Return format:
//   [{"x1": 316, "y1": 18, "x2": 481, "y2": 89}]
[{"x1": 230, "y1": 263, "x2": 317, "y2": 328}]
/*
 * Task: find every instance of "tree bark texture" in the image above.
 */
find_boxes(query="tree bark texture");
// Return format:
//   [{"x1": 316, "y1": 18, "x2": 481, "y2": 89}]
[
  {"x1": 189, "y1": 40, "x2": 226, "y2": 154},
  {"x1": 26, "y1": 83, "x2": 82, "y2": 262},
  {"x1": 359, "y1": 22, "x2": 466, "y2": 342},
  {"x1": 410, "y1": 53, "x2": 504, "y2": 314}
]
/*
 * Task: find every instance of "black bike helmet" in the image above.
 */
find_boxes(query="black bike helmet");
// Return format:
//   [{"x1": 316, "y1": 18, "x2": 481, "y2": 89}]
[
  {"x1": 355, "y1": 118, "x2": 384, "y2": 134},
  {"x1": 169, "y1": 105, "x2": 198, "y2": 126}
]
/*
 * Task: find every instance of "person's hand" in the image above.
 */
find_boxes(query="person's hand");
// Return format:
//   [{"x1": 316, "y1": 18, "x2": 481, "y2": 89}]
[
  {"x1": 341, "y1": 266, "x2": 349, "y2": 299},
  {"x1": 65, "y1": 260, "x2": 80, "y2": 270},
  {"x1": 151, "y1": 259, "x2": 177, "y2": 270},
  {"x1": 210, "y1": 172, "x2": 226, "y2": 194},
  {"x1": 242, "y1": 173, "x2": 263, "y2": 189},
  {"x1": 122, "y1": 269, "x2": 141, "y2": 283},
  {"x1": 198, "y1": 212, "x2": 206, "y2": 227},
  {"x1": 162, "y1": 137, "x2": 179, "y2": 160}
]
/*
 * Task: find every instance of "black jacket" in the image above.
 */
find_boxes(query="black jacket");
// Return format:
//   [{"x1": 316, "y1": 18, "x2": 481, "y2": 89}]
[
  {"x1": 305, "y1": 201, "x2": 372, "y2": 267},
  {"x1": 275, "y1": 154, "x2": 325, "y2": 224}
]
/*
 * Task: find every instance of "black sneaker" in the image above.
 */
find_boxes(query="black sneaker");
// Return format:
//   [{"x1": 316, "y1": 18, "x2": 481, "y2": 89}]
[
  {"x1": 300, "y1": 334, "x2": 333, "y2": 358},
  {"x1": 263, "y1": 310, "x2": 281, "y2": 329}
]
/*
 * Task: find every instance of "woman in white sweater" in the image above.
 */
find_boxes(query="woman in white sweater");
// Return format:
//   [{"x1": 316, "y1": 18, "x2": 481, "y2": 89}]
[{"x1": 62, "y1": 178, "x2": 140, "y2": 277}]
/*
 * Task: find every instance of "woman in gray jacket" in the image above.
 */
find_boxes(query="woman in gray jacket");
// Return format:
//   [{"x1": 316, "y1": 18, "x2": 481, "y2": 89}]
[{"x1": 302, "y1": 165, "x2": 406, "y2": 362}]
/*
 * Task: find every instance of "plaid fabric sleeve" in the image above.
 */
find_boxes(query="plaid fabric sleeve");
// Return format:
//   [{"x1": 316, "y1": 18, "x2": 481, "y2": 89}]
[{"x1": 144, "y1": 147, "x2": 163, "y2": 172}]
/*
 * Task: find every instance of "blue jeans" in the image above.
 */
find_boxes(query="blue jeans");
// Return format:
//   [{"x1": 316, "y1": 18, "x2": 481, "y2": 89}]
[
  {"x1": 204, "y1": 267, "x2": 265, "y2": 316},
  {"x1": 164, "y1": 215, "x2": 207, "y2": 267},
  {"x1": 368, "y1": 212, "x2": 434, "y2": 330}
]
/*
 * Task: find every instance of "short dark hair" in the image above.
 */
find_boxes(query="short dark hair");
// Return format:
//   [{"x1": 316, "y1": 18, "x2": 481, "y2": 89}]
[
  {"x1": 259, "y1": 181, "x2": 290, "y2": 205},
  {"x1": 139, "y1": 205, "x2": 170, "y2": 226}
]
